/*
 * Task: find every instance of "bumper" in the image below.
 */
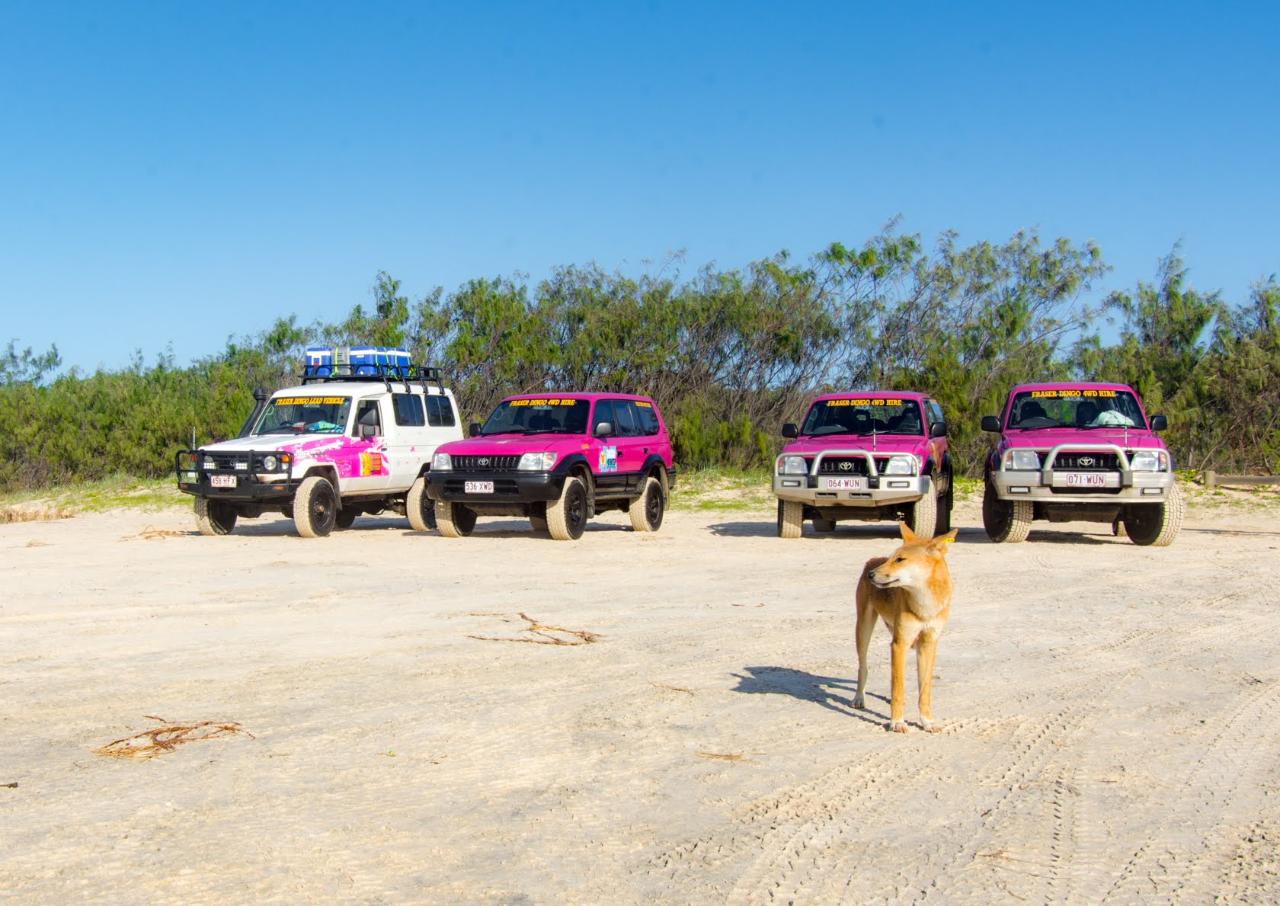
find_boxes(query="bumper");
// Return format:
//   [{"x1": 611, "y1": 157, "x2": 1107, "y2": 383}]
[
  {"x1": 427, "y1": 470, "x2": 567, "y2": 504},
  {"x1": 773, "y1": 474, "x2": 931, "y2": 507},
  {"x1": 990, "y1": 469, "x2": 1174, "y2": 503},
  {"x1": 175, "y1": 449, "x2": 298, "y2": 502}
]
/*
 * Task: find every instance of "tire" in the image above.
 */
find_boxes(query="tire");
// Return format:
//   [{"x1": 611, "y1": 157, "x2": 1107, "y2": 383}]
[
  {"x1": 435, "y1": 500, "x2": 476, "y2": 538},
  {"x1": 293, "y1": 475, "x2": 338, "y2": 538},
  {"x1": 907, "y1": 477, "x2": 938, "y2": 538},
  {"x1": 812, "y1": 517, "x2": 836, "y2": 533},
  {"x1": 406, "y1": 475, "x2": 437, "y2": 532},
  {"x1": 936, "y1": 471, "x2": 954, "y2": 534},
  {"x1": 982, "y1": 480, "x2": 1032, "y2": 543},
  {"x1": 335, "y1": 508, "x2": 358, "y2": 530},
  {"x1": 629, "y1": 476, "x2": 665, "y2": 532},
  {"x1": 194, "y1": 497, "x2": 237, "y2": 536},
  {"x1": 1124, "y1": 483, "x2": 1184, "y2": 547},
  {"x1": 776, "y1": 499, "x2": 803, "y2": 539},
  {"x1": 547, "y1": 475, "x2": 589, "y2": 541}
]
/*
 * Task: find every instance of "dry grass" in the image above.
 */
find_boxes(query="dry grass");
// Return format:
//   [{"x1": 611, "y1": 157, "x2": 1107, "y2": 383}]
[
  {"x1": 122, "y1": 527, "x2": 190, "y2": 541},
  {"x1": 0, "y1": 504, "x2": 73, "y2": 524},
  {"x1": 95, "y1": 717, "x2": 254, "y2": 760},
  {"x1": 467, "y1": 612, "x2": 602, "y2": 646}
]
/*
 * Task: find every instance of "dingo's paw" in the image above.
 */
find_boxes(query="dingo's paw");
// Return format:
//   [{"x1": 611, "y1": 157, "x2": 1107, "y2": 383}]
[
  {"x1": 920, "y1": 719, "x2": 942, "y2": 734},
  {"x1": 852, "y1": 695, "x2": 865, "y2": 710},
  {"x1": 888, "y1": 720, "x2": 910, "y2": 734}
]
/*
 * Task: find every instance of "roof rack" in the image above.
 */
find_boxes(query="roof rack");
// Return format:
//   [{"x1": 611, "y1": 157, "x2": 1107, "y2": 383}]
[{"x1": 300, "y1": 363, "x2": 446, "y2": 395}]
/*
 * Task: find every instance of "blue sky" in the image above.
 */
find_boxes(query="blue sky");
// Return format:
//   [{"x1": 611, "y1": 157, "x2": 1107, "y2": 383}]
[{"x1": 1, "y1": 1, "x2": 1276, "y2": 371}]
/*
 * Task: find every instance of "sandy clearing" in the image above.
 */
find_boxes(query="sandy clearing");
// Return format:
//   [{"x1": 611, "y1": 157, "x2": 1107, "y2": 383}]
[{"x1": 2, "y1": 496, "x2": 1279, "y2": 904}]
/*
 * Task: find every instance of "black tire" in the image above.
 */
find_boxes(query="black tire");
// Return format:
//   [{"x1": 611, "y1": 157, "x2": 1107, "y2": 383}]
[
  {"x1": 1124, "y1": 484, "x2": 1185, "y2": 547},
  {"x1": 936, "y1": 471, "x2": 954, "y2": 534},
  {"x1": 982, "y1": 480, "x2": 1032, "y2": 543},
  {"x1": 194, "y1": 497, "x2": 237, "y2": 536},
  {"x1": 406, "y1": 475, "x2": 437, "y2": 532},
  {"x1": 629, "y1": 476, "x2": 665, "y2": 532},
  {"x1": 812, "y1": 517, "x2": 836, "y2": 532},
  {"x1": 776, "y1": 499, "x2": 802, "y2": 539},
  {"x1": 907, "y1": 477, "x2": 938, "y2": 538},
  {"x1": 548, "y1": 475, "x2": 589, "y2": 541},
  {"x1": 293, "y1": 475, "x2": 338, "y2": 538},
  {"x1": 335, "y1": 508, "x2": 358, "y2": 530},
  {"x1": 435, "y1": 500, "x2": 476, "y2": 538}
]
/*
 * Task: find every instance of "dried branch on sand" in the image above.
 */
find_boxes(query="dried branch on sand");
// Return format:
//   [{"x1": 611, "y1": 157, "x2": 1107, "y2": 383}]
[
  {"x1": 468, "y1": 612, "x2": 601, "y2": 646},
  {"x1": 95, "y1": 717, "x2": 254, "y2": 759}
]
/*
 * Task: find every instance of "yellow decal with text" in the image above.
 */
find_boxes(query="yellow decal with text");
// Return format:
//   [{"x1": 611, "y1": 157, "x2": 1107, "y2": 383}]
[
  {"x1": 634, "y1": 400, "x2": 652, "y2": 408},
  {"x1": 1030, "y1": 389, "x2": 1117, "y2": 399},
  {"x1": 273, "y1": 396, "x2": 347, "y2": 406},
  {"x1": 829, "y1": 398, "x2": 903, "y2": 407}
]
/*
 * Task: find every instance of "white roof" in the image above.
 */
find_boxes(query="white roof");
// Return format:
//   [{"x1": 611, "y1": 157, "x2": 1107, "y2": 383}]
[{"x1": 271, "y1": 381, "x2": 451, "y2": 397}]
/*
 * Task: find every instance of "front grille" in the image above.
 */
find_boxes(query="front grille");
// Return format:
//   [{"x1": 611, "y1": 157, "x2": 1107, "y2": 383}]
[
  {"x1": 818, "y1": 456, "x2": 870, "y2": 476},
  {"x1": 1053, "y1": 451, "x2": 1121, "y2": 471},
  {"x1": 452, "y1": 455, "x2": 520, "y2": 471},
  {"x1": 444, "y1": 478, "x2": 521, "y2": 495},
  {"x1": 204, "y1": 452, "x2": 246, "y2": 470}
]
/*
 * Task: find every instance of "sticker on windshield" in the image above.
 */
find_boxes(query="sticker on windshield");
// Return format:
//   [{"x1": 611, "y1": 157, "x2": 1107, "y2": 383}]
[
  {"x1": 508, "y1": 398, "x2": 577, "y2": 407},
  {"x1": 827, "y1": 398, "x2": 903, "y2": 407},
  {"x1": 599, "y1": 445, "x2": 618, "y2": 473},
  {"x1": 1030, "y1": 389, "x2": 1117, "y2": 399}
]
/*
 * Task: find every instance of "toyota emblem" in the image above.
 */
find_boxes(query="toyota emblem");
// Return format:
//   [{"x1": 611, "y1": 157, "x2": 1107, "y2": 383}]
[
  {"x1": 478, "y1": 457, "x2": 490, "y2": 467},
  {"x1": 1077, "y1": 456, "x2": 1095, "y2": 467},
  {"x1": 839, "y1": 461, "x2": 853, "y2": 471}
]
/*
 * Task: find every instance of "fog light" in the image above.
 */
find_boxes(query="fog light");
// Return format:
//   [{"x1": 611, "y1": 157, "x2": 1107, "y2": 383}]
[
  {"x1": 781, "y1": 480, "x2": 801, "y2": 487},
  {"x1": 888, "y1": 480, "x2": 910, "y2": 488},
  {"x1": 1141, "y1": 487, "x2": 1162, "y2": 495},
  {"x1": 1010, "y1": 486, "x2": 1030, "y2": 494}
]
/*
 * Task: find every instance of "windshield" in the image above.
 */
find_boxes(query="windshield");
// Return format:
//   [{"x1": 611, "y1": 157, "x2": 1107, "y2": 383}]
[
  {"x1": 1008, "y1": 389, "x2": 1145, "y2": 430},
  {"x1": 800, "y1": 398, "x2": 924, "y2": 436},
  {"x1": 254, "y1": 395, "x2": 351, "y2": 435},
  {"x1": 481, "y1": 398, "x2": 590, "y2": 436}
]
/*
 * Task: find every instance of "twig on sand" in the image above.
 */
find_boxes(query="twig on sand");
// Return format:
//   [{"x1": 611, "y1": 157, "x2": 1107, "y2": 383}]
[
  {"x1": 650, "y1": 681, "x2": 695, "y2": 695},
  {"x1": 95, "y1": 716, "x2": 254, "y2": 759},
  {"x1": 468, "y1": 612, "x2": 601, "y2": 646},
  {"x1": 697, "y1": 751, "x2": 744, "y2": 762},
  {"x1": 2, "y1": 782, "x2": 17, "y2": 789}
]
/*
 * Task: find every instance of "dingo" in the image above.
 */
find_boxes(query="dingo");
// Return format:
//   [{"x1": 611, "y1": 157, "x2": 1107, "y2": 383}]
[{"x1": 854, "y1": 522, "x2": 959, "y2": 733}]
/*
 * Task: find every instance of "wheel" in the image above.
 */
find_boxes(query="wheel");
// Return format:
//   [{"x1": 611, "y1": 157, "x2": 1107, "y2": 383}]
[
  {"x1": 629, "y1": 476, "x2": 665, "y2": 532},
  {"x1": 547, "y1": 475, "x2": 589, "y2": 541},
  {"x1": 194, "y1": 497, "x2": 237, "y2": 536},
  {"x1": 335, "y1": 508, "x2": 358, "y2": 529},
  {"x1": 435, "y1": 500, "x2": 476, "y2": 538},
  {"x1": 812, "y1": 517, "x2": 836, "y2": 532},
  {"x1": 982, "y1": 480, "x2": 1032, "y2": 543},
  {"x1": 293, "y1": 475, "x2": 338, "y2": 538},
  {"x1": 776, "y1": 499, "x2": 802, "y2": 539},
  {"x1": 406, "y1": 475, "x2": 437, "y2": 532},
  {"x1": 907, "y1": 477, "x2": 938, "y2": 538},
  {"x1": 1123, "y1": 484, "x2": 1184, "y2": 547},
  {"x1": 936, "y1": 471, "x2": 954, "y2": 534}
]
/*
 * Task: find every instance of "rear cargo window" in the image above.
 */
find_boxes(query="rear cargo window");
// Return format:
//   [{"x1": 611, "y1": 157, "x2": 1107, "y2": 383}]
[
  {"x1": 392, "y1": 394, "x2": 426, "y2": 427},
  {"x1": 635, "y1": 401, "x2": 661, "y2": 436},
  {"x1": 426, "y1": 395, "x2": 456, "y2": 427}
]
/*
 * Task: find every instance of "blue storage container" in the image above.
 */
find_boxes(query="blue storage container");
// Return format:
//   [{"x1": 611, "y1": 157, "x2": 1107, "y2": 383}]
[{"x1": 305, "y1": 345, "x2": 411, "y2": 377}]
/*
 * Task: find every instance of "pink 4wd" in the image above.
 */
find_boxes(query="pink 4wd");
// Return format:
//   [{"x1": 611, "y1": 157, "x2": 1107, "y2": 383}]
[
  {"x1": 981, "y1": 381, "x2": 1182, "y2": 546},
  {"x1": 773, "y1": 391, "x2": 953, "y2": 539},
  {"x1": 426, "y1": 393, "x2": 676, "y2": 540}
]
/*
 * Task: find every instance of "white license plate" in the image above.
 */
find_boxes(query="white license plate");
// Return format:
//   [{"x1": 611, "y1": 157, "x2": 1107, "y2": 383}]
[
  {"x1": 209, "y1": 474, "x2": 237, "y2": 488},
  {"x1": 1054, "y1": 471, "x2": 1119, "y2": 488},
  {"x1": 464, "y1": 481, "x2": 494, "y2": 494},
  {"x1": 823, "y1": 477, "x2": 868, "y2": 491}
]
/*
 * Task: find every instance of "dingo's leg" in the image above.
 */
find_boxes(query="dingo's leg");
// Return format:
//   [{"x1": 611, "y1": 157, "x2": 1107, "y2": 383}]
[
  {"x1": 854, "y1": 590, "x2": 876, "y2": 710},
  {"x1": 917, "y1": 633, "x2": 940, "y2": 732},
  {"x1": 889, "y1": 636, "x2": 910, "y2": 732}
]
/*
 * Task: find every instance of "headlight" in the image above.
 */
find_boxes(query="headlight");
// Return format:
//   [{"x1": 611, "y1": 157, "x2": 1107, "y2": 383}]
[
  {"x1": 882, "y1": 455, "x2": 917, "y2": 475},
  {"x1": 777, "y1": 455, "x2": 808, "y2": 475},
  {"x1": 261, "y1": 454, "x2": 278, "y2": 471},
  {"x1": 1004, "y1": 449, "x2": 1041, "y2": 471},
  {"x1": 518, "y1": 452, "x2": 558, "y2": 471},
  {"x1": 1129, "y1": 450, "x2": 1168, "y2": 472},
  {"x1": 432, "y1": 452, "x2": 452, "y2": 471}
]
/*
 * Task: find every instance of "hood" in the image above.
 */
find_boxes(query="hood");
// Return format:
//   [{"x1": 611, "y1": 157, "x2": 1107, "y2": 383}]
[
  {"x1": 782, "y1": 434, "x2": 929, "y2": 456},
  {"x1": 437, "y1": 433, "x2": 589, "y2": 456},
  {"x1": 1001, "y1": 427, "x2": 1165, "y2": 450}
]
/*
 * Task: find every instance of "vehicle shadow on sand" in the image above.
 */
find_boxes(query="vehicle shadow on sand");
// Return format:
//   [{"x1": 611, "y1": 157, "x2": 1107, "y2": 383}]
[
  {"x1": 732, "y1": 666, "x2": 889, "y2": 726},
  {"x1": 708, "y1": 521, "x2": 990, "y2": 543}
]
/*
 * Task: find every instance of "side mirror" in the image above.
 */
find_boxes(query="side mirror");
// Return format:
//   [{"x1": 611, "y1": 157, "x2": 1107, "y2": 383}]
[
  {"x1": 930, "y1": 422, "x2": 948, "y2": 438},
  {"x1": 1150, "y1": 414, "x2": 1167, "y2": 432},
  {"x1": 981, "y1": 415, "x2": 1001, "y2": 433},
  {"x1": 468, "y1": 422, "x2": 482, "y2": 438},
  {"x1": 594, "y1": 421, "x2": 614, "y2": 438},
  {"x1": 781, "y1": 422, "x2": 798, "y2": 439},
  {"x1": 360, "y1": 423, "x2": 379, "y2": 439}
]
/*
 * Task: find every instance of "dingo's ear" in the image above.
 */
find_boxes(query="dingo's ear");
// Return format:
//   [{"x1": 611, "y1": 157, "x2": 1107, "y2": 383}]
[
  {"x1": 928, "y1": 529, "x2": 959, "y2": 553},
  {"x1": 898, "y1": 521, "x2": 917, "y2": 543}
]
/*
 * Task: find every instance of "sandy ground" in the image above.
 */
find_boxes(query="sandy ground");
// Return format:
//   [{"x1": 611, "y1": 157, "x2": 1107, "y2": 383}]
[{"x1": 2, "y1": 494, "x2": 1280, "y2": 904}]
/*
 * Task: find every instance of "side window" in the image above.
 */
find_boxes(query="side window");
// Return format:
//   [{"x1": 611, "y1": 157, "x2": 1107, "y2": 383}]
[
  {"x1": 614, "y1": 400, "x2": 641, "y2": 437},
  {"x1": 426, "y1": 395, "x2": 456, "y2": 427},
  {"x1": 635, "y1": 401, "x2": 660, "y2": 435},
  {"x1": 392, "y1": 393, "x2": 426, "y2": 427},
  {"x1": 592, "y1": 400, "x2": 615, "y2": 435},
  {"x1": 354, "y1": 399, "x2": 382, "y2": 436}
]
